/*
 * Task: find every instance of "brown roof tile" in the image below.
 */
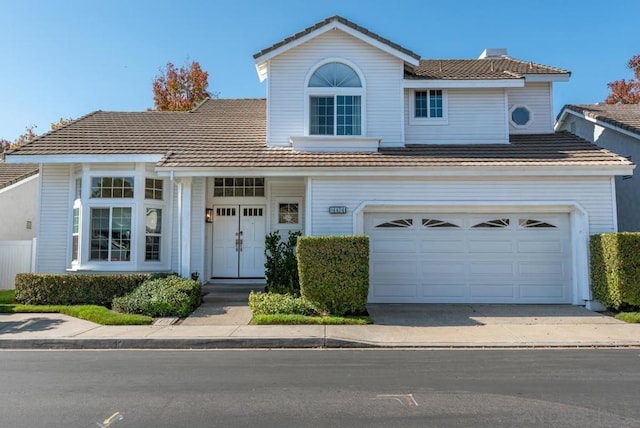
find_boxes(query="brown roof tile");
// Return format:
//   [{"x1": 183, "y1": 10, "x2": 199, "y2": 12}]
[
  {"x1": 563, "y1": 104, "x2": 640, "y2": 136},
  {"x1": 253, "y1": 15, "x2": 421, "y2": 61},
  {"x1": 407, "y1": 58, "x2": 570, "y2": 80},
  {"x1": 6, "y1": 99, "x2": 628, "y2": 170},
  {"x1": 0, "y1": 162, "x2": 38, "y2": 190}
]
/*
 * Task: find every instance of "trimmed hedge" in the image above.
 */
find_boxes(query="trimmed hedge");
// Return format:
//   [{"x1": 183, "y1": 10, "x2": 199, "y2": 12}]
[
  {"x1": 14, "y1": 273, "x2": 153, "y2": 306},
  {"x1": 248, "y1": 291, "x2": 319, "y2": 316},
  {"x1": 297, "y1": 235, "x2": 369, "y2": 316},
  {"x1": 590, "y1": 233, "x2": 640, "y2": 310},
  {"x1": 112, "y1": 276, "x2": 201, "y2": 317}
]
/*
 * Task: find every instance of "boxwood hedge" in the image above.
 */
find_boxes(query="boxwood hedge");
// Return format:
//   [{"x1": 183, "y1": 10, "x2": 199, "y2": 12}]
[
  {"x1": 590, "y1": 233, "x2": 640, "y2": 310},
  {"x1": 112, "y1": 275, "x2": 201, "y2": 318},
  {"x1": 14, "y1": 273, "x2": 153, "y2": 306},
  {"x1": 297, "y1": 235, "x2": 369, "y2": 316}
]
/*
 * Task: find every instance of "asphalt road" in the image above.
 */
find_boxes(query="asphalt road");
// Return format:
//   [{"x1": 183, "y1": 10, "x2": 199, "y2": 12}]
[{"x1": 1, "y1": 349, "x2": 639, "y2": 427}]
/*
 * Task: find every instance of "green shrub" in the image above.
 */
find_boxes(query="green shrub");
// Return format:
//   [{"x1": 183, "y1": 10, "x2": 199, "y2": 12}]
[
  {"x1": 264, "y1": 230, "x2": 302, "y2": 295},
  {"x1": 248, "y1": 291, "x2": 319, "y2": 316},
  {"x1": 590, "y1": 233, "x2": 640, "y2": 310},
  {"x1": 297, "y1": 235, "x2": 369, "y2": 316},
  {"x1": 14, "y1": 273, "x2": 152, "y2": 306},
  {"x1": 112, "y1": 275, "x2": 201, "y2": 318}
]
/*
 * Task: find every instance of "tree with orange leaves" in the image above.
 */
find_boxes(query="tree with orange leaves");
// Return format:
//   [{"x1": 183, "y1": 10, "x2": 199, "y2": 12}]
[
  {"x1": 605, "y1": 55, "x2": 640, "y2": 104},
  {"x1": 152, "y1": 61, "x2": 211, "y2": 111}
]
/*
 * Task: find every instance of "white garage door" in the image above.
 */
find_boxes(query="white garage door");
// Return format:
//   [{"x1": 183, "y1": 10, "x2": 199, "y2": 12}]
[{"x1": 366, "y1": 213, "x2": 572, "y2": 304}]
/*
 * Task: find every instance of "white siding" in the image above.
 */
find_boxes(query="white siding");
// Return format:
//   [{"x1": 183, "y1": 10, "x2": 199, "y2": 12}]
[
  {"x1": 404, "y1": 89, "x2": 507, "y2": 144},
  {"x1": 37, "y1": 164, "x2": 72, "y2": 273},
  {"x1": 507, "y1": 82, "x2": 554, "y2": 134},
  {"x1": 268, "y1": 30, "x2": 404, "y2": 147},
  {"x1": 269, "y1": 179, "x2": 305, "y2": 233},
  {"x1": 170, "y1": 180, "x2": 180, "y2": 274},
  {"x1": 309, "y1": 177, "x2": 615, "y2": 236},
  {"x1": 0, "y1": 175, "x2": 38, "y2": 240},
  {"x1": 190, "y1": 177, "x2": 206, "y2": 278}
]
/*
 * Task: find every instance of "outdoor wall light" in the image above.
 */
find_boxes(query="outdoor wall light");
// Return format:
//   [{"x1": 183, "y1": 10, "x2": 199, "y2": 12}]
[{"x1": 205, "y1": 208, "x2": 213, "y2": 223}]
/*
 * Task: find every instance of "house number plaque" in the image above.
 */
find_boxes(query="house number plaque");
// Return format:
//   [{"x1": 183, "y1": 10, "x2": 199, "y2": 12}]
[{"x1": 328, "y1": 206, "x2": 348, "y2": 214}]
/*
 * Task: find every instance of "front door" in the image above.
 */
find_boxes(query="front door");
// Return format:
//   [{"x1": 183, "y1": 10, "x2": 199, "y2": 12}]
[{"x1": 212, "y1": 205, "x2": 266, "y2": 278}]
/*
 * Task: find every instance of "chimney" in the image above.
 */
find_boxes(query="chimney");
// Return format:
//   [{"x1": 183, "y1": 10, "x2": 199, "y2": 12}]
[{"x1": 478, "y1": 48, "x2": 509, "y2": 59}]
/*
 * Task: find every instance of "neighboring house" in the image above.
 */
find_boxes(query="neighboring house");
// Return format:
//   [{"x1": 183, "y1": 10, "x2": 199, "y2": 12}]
[
  {"x1": 556, "y1": 104, "x2": 640, "y2": 231},
  {"x1": 0, "y1": 161, "x2": 39, "y2": 240},
  {"x1": 5, "y1": 16, "x2": 634, "y2": 307}
]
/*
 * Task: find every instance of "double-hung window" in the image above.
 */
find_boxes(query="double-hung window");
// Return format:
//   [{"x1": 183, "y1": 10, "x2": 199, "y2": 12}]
[
  {"x1": 89, "y1": 176, "x2": 134, "y2": 262},
  {"x1": 308, "y1": 62, "x2": 363, "y2": 136}
]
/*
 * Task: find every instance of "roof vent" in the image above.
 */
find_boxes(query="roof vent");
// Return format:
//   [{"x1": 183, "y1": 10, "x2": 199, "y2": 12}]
[{"x1": 478, "y1": 48, "x2": 509, "y2": 59}]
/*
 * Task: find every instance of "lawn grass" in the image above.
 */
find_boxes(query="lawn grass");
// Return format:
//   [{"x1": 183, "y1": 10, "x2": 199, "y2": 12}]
[
  {"x1": 0, "y1": 289, "x2": 152, "y2": 325},
  {"x1": 615, "y1": 312, "x2": 640, "y2": 323},
  {"x1": 251, "y1": 313, "x2": 371, "y2": 325}
]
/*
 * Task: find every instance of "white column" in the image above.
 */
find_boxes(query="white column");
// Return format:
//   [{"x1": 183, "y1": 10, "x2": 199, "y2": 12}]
[{"x1": 178, "y1": 177, "x2": 192, "y2": 278}]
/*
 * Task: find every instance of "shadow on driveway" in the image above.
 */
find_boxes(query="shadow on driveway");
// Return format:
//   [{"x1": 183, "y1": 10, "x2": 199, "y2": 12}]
[
  {"x1": 0, "y1": 318, "x2": 67, "y2": 335},
  {"x1": 367, "y1": 304, "x2": 614, "y2": 327}
]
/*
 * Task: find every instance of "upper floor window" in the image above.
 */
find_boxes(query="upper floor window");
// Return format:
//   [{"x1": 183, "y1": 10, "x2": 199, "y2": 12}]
[
  {"x1": 409, "y1": 89, "x2": 448, "y2": 125},
  {"x1": 307, "y1": 62, "x2": 363, "y2": 136},
  {"x1": 509, "y1": 105, "x2": 533, "y2": 128},
  {"x1": 415, "y1": 90, "x2": 443, "y2": 118}
]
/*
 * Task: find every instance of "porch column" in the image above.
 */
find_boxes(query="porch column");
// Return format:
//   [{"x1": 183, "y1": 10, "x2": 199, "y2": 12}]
[{"x1": 177, "y1": 177, "x2": 192, "y2": 278}]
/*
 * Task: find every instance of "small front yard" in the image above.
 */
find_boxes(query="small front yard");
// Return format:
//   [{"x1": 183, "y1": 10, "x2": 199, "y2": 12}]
[{"x1": 0, "y1": 289, "x2": 153, "y2": 325}]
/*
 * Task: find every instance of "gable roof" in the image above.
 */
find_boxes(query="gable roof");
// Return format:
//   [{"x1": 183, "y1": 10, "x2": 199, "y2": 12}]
[
  {"x1": 0, "y1": 162, "x2": 38, "y2": 190},
  {"x1": 6, "y1": 99, "x2": 629, "y2": 172},
  {"x1": 253, "y1": 15, "x2": 421, "y2": 62},
  {"x1": 407, "y1": 58, "x2": 570, "y2": 80},
  {"x1": 560, "y1": 104, "x2": 640, "y2": 137}
]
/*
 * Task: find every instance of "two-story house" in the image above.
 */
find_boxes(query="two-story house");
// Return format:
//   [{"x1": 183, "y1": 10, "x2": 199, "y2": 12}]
[{"x1": 5, "y1": 16, "x2": 633, "y2": 307}]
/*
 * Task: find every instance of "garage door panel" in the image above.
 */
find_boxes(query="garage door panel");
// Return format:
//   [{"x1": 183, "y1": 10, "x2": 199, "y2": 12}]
[
  {"x1": 518, "y1": 261, "x2": 564, "y2": 276},
  {"x1": 367, "y1": 212, "x2": 572, "y2": 304},
  {"x1": 470, "y1": 284, "x2": 515, "y2": 298},
  {"x1": 420, "y1": 261, "x2": 465, "y2": 275},
  {"x1": 468, "y1": 240, "x2": 513, "y2": 253},
  {"x1": 519, "y1": 284, "x2": 565, "y2": 298},
  {"x1": 420, "y1": 239, "x2": 465, "y2": 253},
  {"x1": 372, "y1": 285, "x2": 417, "y2": 298},
  {"x1": 469, "y1": 262, "x2": 514, "y2": 275},
  {"x1": 370, "y1": 238, "x2": 417, "y2": 253},
  {"x1": 421, "y1": 284, "x2": 467, "y2": 298},
  {"x1": 517, "y1": 239, "x2": 563, "y2": 254}
]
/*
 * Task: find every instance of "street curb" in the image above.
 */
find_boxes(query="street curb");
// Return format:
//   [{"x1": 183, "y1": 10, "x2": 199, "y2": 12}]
[{"x1": 1, "y1": 338, "x2": 639, "y2": 350}]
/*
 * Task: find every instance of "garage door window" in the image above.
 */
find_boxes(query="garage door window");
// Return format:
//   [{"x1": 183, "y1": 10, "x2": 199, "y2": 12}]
[
  {"x1": 472, "y1": 218, "x2": 510, "y2": 228},
  {"x1": 422, "y1": 218, "x2": 460, "y2": 228},
  {"x1": 519, "y1": 219, "x2": 556, "y2": 228},
  {"x1": 375, "y1": 218, "x2": 413, "y2": 228}
]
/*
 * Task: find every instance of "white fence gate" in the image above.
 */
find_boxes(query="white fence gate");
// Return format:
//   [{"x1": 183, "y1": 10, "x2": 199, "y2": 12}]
[{"x1": 0, "y1": 239, "x2": 36, "y2": 289}]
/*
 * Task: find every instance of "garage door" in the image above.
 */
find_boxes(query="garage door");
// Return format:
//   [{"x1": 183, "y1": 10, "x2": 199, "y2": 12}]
[{"x1": 366, "y1": 213, "x2": 572, "y2": 304}]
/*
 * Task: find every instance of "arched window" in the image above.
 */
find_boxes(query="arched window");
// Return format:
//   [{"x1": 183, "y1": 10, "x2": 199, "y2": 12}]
[{"x1": 307, "y1": 61, "x2": 363, "y2": 136}]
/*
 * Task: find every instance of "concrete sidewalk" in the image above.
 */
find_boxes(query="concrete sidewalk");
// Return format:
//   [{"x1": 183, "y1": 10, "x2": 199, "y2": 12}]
[{"x1": 1, "y1": 305, "x2": 640, "y2": 349}]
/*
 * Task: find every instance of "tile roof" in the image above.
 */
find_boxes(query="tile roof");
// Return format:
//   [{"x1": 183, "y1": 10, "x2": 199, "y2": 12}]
[
  {"x1": 407, "y1": 58, "x2": 570, "y2": 80},
  {"x1": 0, "y1": 162, "x2": 38, "y2": 190},
  {"x1": 253, "y1": 15, "x2": 421, "y2": 61},
  {"x1": 6, "y1": 99, "x2": 629, "y2": 170},
  {"x1": 562, "y1": 104, "x2": 640, "y2": 136}
]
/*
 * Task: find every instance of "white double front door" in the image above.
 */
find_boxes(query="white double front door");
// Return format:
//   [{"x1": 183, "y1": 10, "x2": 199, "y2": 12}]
[{"x1": 212, "y1": 205, "x2": 266, "y2": 278}]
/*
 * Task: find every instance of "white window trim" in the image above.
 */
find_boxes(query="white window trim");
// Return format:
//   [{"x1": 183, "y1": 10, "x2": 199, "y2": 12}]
[
  {"x1": 69, "y1": 167, "x2": 170, "y2": 272},
  {"x1": 275, "y1": 198, "x2": 303, "y2": 230},
  {"x1": 509, "y1": 104, "x2": 534, "y2": 129},
  {"x1": 408, "y1": 89, "x2": 448, "y2": 125},
  {"x1": 303, "y1": 58, "x2": 367, "y2": 137}
]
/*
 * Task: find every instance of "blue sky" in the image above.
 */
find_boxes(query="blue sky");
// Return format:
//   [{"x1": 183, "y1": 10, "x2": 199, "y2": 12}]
[{"x1": 1, "y1": 0, "x2": 638, "y2": 141}]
